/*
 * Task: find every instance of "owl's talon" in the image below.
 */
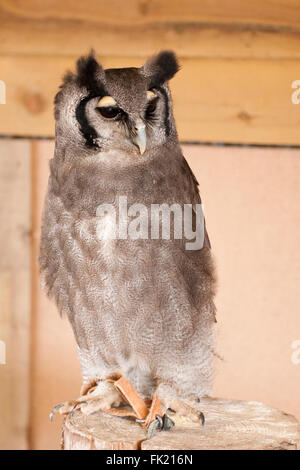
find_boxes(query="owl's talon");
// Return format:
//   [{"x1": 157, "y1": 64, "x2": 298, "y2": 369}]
[
  {"x1": 199, "y1": 411, "x2": 205, "y2": 426},
  {"x1": 155, "y1": 414, "x2": 163, "y2": 429},
  {"x1": 161, "y1": 413, "x2": 175, "y2": 431},
  {"x1": 146, "y1": 416, "x2": 162, "y2": 440},
  {"x1": 145, "y1": 413, "x2": 175, "y2": 439},
  {"x1": 49, "y1": 403, "x2": 64, "y2": 422},
  {"x1": 69, "y1": 400, "x2": 88, "y2": 417}
]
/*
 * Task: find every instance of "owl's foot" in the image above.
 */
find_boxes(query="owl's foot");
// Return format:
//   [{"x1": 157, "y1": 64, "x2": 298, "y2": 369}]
[
  {"x1": 50, "y1": 380, "x2": 123, "y2": 421},
  {"x1": 155, "y1": 383, "x2": 205, "y2": 425},
  {"x1": 145, "y1": 412, "x2": 175, "y2": 439}
]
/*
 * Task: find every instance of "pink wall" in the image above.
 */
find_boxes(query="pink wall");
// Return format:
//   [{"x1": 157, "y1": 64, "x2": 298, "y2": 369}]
[{"x1": 30, "y1": 142, "x2": 300, "y2": 449}]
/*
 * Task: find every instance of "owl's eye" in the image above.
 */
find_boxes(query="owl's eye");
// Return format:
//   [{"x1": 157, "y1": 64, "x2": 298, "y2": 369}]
[
  {"x1": 146, "y1": 99, "x2": 158, "y2": 118},
  {"x1": 97, "y1": 106, "x2": 121, "y2": 119}
]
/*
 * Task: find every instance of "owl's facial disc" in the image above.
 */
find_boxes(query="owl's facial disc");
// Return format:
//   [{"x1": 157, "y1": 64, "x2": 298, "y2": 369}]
[
  {"x1": 87, "y1": 85, "x2": 163, "y2": 157},
  {"x1": 94, "y1": 92, "x2": 158, "y2": 156},
  {"x1": 55, "y1": 51, "x2": 179, "y2": 155}
]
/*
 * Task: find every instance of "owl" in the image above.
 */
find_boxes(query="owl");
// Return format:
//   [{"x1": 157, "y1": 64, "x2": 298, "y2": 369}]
[{"x1": 40, "y1": 50, "x2": 217, "y2": 431}]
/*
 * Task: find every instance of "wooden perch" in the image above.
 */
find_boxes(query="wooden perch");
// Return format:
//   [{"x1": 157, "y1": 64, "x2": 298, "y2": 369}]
[{"x1": 62, "y1": 397, "x2": 300, "y2": 450}]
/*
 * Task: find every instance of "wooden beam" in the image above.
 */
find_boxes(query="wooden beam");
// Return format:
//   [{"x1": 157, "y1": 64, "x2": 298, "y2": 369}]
[
  {"x1": 0, "y1": 55, "x2": 300, "y2": 144},
  {"x1": 1, "y1": 0, "x2": 300, "y2": 30},
  {"x1": 1, "y1": 1, "x2": 300, "y2": 144},
  {"x1": 1, "y1": 1, "x2": 300, "y2": 59}
]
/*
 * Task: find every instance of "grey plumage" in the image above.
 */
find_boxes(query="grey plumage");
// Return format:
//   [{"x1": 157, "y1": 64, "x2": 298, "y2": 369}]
[{"x1": 40, "y1": 51, "x2": 217, "y2": 414}]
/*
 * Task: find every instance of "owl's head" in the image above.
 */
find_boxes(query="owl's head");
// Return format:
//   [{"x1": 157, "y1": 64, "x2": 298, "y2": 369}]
[{"x1": 54, "y1": 51, "x2": 179, "y2": 161}]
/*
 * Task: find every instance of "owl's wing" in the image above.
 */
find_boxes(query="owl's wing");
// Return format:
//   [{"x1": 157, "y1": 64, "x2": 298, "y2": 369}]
[{"x1": 181, "y1": 155, "x2": 211, "y2": 249}]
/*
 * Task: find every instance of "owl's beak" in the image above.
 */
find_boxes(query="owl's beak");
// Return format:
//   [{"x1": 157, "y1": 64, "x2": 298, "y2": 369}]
[{"x1": 133, "y1": 121, "x2": 146, "y2": 155}]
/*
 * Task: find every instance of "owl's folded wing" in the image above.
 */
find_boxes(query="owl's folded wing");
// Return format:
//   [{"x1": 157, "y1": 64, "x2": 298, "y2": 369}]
[{"x1": 180, "y1": 154, "x2": 211, "y2": 249}]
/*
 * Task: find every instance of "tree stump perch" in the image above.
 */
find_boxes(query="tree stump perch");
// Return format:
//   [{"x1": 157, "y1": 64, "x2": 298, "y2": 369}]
[{"x1": 62, "y1": 397, "x2": 300, "y2": 450}]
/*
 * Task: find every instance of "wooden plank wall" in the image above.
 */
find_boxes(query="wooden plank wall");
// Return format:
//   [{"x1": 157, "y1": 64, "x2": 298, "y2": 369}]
[
  {"x1": 0, "y1": 140, "x2": 31, "y2": 450},
  {"x1": 0, "y1": 0, "x2": 300, "y2": 143}
]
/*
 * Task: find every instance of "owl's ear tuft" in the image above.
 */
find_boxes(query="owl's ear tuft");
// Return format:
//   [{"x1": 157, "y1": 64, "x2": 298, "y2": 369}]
[
  {"x1": 75, "y1": 50, "x2": 105, "y2": 92},
  {"x1": 141, "y1": 51, "x2": 179, "y2": 88}
]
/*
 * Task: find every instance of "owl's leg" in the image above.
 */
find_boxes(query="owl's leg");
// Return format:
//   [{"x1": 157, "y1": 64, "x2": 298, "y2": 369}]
[
  {"x1": 50, "y1": 379, "x2": 124, "y2": 420},
  {"x1": 154, "y1": 382, "x2": 205, "y2": 425},
  {"x1": 80, "y1": 379, "x2": 98, "y2": 396}
]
